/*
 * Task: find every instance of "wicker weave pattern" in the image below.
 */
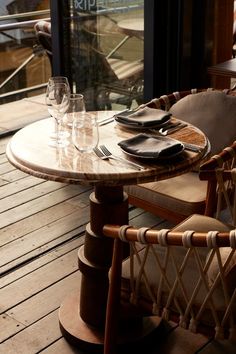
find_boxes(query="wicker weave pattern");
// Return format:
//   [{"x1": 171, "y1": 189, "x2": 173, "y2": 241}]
[
  {"x1": 200, "y1": 141, "x2": 236, "y2": 223},
  {"x1": 119, "y1": 226, "x2": 236, "y2": 340},
  {"x1": 117, "y1": 145, "x2": 236, "y2": 340}
]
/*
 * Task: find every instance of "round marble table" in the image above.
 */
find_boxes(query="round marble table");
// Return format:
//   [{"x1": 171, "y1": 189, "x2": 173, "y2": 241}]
[
  {"x1": 117, "y1": 18, "x2": 144, "y2": 38},
  {"x1": 107, "y1": 18, "x2": 144, "y2": 59},
  {"x1": 6, "y1": 111, "x2": 209, "y2": 351}
]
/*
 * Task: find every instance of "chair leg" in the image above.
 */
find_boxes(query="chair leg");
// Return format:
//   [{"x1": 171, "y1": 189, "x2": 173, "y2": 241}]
[
  {"x1": 204, "y1": 180, "x2": 217, "y2": 216},
  {"x1": 104, "y1": 238, "x2": 123, "y2": 354}
]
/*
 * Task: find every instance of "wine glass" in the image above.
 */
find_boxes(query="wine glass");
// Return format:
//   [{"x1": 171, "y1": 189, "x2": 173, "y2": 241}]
[
  {"x1": 63, "y1": 93, "x2": 86, "y2": 127},
  {"x1": 46, "y1": 77, "x2": 70, "y2": 139},
  {"x1": 45, "y1": 82, "x2": 70, "y2": 147}
]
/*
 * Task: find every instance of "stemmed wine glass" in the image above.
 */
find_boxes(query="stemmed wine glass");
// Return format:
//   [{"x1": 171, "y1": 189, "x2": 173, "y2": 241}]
[
  {"x1": 45, "y1": 81, "x2": 70, "y2": 147},
  {"x1": 46, "y1": 76, "x2": 70, "y2": 143}
]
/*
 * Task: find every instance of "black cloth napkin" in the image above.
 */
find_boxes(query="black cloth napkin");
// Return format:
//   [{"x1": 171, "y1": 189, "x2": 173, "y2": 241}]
[
  {"x1": 115, "y1": 107, "x2": 171, "y2": 127},
  {"x1": 118, "y1": 133, "x2": 184, "y2": 158}
]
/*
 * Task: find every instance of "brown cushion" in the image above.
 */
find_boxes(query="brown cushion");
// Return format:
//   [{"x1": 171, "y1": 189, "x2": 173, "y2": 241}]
[
  {"x1": 169, "y1": 91, "x2": 236, "y2": 155},
  {"x1": 173, "y1": 214, "x2": 236, "y2": 305},
  {"x1": 172, "y1": 213, "x2": 232, "y2": 232},
  {"x1": 125, "y1": 172, "x2": 207, "y2": 217}
]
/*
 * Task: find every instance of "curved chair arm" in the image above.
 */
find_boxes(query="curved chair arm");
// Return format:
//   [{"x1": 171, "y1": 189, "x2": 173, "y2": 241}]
[{"x1": 103, "y1": 224, "x2": 232, "y2": 247}]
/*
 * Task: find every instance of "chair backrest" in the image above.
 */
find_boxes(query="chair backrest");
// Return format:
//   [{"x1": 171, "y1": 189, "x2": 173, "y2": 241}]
[
  {"x1": 143, "y1": 88, "x2": 236, "y2": 156},
  {"x1": 103, "y1": 221, "x2": 236, "y2": 353}
]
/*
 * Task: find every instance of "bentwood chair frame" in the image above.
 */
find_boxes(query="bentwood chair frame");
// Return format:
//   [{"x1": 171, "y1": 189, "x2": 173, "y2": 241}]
[
  {"x1": 125, "y1": 88, "x2": 236, "y2": 223},
  {"x1": 102, "y1": 141, "x2": 236, "y2": 354},
  {"x1": 103, "y1": 224, "x2": 236, "y2": 354},
  {"x1": 199, "y1": 140, "x2": 236, "y2": 219}
]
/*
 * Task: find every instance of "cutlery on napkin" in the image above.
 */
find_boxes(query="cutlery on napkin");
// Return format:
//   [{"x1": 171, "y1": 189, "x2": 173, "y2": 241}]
[{"x1": 114, "y1": 107, "x2": 171, "y2": 127}]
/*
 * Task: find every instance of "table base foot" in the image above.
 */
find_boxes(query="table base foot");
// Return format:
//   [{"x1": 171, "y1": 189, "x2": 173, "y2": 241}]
[
  {"x1": 59, "y1": 292, "x2": 164, "y2": 353},
  {"x1": 59, "y1": 292, "x2": 104, "y2": 353}
]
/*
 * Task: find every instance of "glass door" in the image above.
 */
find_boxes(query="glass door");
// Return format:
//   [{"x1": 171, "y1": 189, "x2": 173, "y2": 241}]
[{"x1": 51, "y1": 0, "x2": 144, "y2": 111}]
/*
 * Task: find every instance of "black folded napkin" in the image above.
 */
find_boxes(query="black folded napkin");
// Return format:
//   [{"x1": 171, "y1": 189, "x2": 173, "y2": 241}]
[
  {"x1": 115, "y1": 107, "x2": 171, "y2": 127},
  {"x1": 118, "y1": 133, "x2": 184, "y2": 159}
]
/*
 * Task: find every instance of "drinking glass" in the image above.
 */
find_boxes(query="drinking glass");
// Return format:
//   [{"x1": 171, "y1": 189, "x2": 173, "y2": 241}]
[
  {"x1": 72, "y1": 113, "x2": 99, "y2": 153},
  {"x1": 45, "y1": 82, "x2": 70, "y2": 147},
  {"x1": 46, "y1": 77, "x2": 70, "y2": 139},
  {"x1": 63, "y1": 93, "x2": 86, "y2": 127}
]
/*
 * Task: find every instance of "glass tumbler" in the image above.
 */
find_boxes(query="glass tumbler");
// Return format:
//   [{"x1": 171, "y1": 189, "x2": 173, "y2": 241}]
[
  {"x1": 64, "y1": 93, "x2": 86, "y2": 127},
  {"x1": 48, "y1": 76, "x2": 70, "y2": 86},
  {"x1": 72, "y1": 113, "x2": 99, "y2": 153}
]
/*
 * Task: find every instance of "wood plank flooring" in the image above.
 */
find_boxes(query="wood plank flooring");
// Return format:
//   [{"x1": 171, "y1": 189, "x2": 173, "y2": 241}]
[{"x1": 0, "y1": 134, "x2": 235, "y2": 354}]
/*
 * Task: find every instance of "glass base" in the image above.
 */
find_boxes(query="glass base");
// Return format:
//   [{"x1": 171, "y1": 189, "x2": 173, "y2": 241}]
[
  {"x1": 48, "y1": 138, "x2": 70, "y2": 148},
  {"x1": 50, "y1": 131, "x2": 70, "y2": 140}
]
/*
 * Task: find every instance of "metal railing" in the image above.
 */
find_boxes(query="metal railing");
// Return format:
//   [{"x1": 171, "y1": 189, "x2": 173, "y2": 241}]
[
  {"x1": 0, "y1": 18, "x2": 50, "y2": 31},
  {"x1": 0, "y1": 9, "x2": 50, "y2": 21}
]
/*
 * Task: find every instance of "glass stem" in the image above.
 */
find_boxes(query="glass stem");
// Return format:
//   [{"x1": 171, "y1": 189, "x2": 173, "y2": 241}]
[{"x1": 55, "y1": 118, "x2": 60, "y2": 142}]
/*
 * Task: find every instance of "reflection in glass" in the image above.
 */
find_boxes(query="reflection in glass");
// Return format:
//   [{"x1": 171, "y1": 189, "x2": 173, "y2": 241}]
[{"x1": 59, "y1": 1, "x2": 144, "y2": 111}]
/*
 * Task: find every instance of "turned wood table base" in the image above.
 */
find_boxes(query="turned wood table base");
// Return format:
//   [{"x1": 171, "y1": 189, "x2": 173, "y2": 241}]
[
  {"x1": 59, "y1": 185, "x2": 163, "y2": 351},
  {"x1": 59, "y1": 291, "x2": 163, "y2": 352}
]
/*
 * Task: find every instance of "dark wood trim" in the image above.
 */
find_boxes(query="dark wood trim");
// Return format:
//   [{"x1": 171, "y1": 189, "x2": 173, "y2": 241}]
[
  {"x1": 210, "y1": 0, "x2": 234, "y2": 88},
  {"x1": 144, "y1": 0, "x2": 183, "y2": 100},
  {"x1": 50, "y1": 0, "x2": 71, "y2": 80}
]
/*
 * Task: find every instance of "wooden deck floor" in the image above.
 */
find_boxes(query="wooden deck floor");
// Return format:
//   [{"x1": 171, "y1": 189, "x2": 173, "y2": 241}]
[{"x1": 0, "y1": 134, "x2": 235, "y2": 354}]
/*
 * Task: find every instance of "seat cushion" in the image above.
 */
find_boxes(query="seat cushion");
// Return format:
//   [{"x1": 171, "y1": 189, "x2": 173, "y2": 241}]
[
  {"x1": 125, "y1": 172, "x2": 207, "y2": 217},
  {"x1": 108, "y1": 58, "x2": 143, "y2": 80},
  {"x1": 121, "y1": 214, "x2": 235, "y2": 327},
  {"x1": 34, "y1": 20, "x2": 51, "y2": 34},
  {"x1": 169, "y1": 90, "x2": 236, "y2": 155},
  {"x1": 172, "y1": 213, "x2": 232, "y2": 232},
  {"x1": 172, "y1": 214, "x2": 236, "y2": 298}
]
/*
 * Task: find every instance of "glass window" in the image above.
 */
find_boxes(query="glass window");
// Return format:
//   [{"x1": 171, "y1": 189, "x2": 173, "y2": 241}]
[
  {"x1": 0, "y1": 0, "x2": 51, "y2": 104},
  {"x1": 61, "y1": 0, "x2": 144, "y2": 111}
]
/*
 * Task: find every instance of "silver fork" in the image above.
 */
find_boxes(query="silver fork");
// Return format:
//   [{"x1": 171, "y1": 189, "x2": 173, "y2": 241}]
[
  {"x1": 159, "y1": 121, "x2": 181, "y2": 132},
  {"x1": 99, "y1": 145, "x2": 145, "y2": 170},
  {"x1": 93, "y1": 146, "x2": 108, "y2": 160},
  {"x1": 94, "y1": 146, "x2": 142, "y2": 170},
  {"x1": 159, "y1": 123, "x2": 188, "y2": 135}
]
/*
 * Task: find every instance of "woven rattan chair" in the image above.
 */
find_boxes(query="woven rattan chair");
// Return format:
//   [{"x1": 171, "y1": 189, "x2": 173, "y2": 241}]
[
  {"x1": 34, "y1": 20, "x2": 52, "y2": 67},
  {"x1": 103, "y1": 141, "x2": 236, "y2": 354},
  {"x1": 125, "y1": 88, "x2": 236, "y2": 223}
]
